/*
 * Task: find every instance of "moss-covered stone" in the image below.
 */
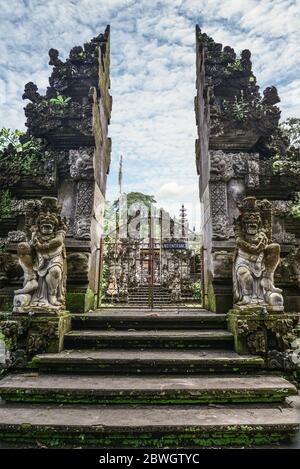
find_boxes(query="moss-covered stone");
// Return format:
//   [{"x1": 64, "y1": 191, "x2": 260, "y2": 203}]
[
  {"x1": 84, "y1": 287, "x2": 95, "y2": 312},
  {"x1": 205, "y1": 281, "x2": 216, "y2": 312},
  {"x1": 228, "y1": 309, "x2": 299, "y2": 358},
  {"x1": 0, "y1": 387, "x2": 293, "y2": 405},
  {"x1": 0, "y1": 425, "x2": 296, "y2": 448},
  {"x1": 66, "y1": 289, "x2": 95, "y2": 314},
  {"x1": 66, "y1": 292, "x2": 86, "y2": 313}
]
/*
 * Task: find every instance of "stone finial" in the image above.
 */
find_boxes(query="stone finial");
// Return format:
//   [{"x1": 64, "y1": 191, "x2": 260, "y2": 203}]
[
  {"x1": 48, "y1": 48, "x2": 63, "y2": 67},
  {"x1": 262, "y1": 86, "x2": 280, "y2": 106},
  {"x1": 22, "y1": 82, "x2": 42, "y2": 103}
]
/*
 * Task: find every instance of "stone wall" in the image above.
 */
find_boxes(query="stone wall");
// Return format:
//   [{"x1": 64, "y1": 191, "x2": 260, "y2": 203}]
[{"x1": 195, "y1": 25, "x2": 300, "y2": 313}]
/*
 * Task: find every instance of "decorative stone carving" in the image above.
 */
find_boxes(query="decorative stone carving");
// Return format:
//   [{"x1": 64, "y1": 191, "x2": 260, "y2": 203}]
[
  {"x1": 212, "y1": 215, "x2": 233, "y2": 240},
  {"x1": 7, "y1": 231, "x2": 26, "y2": 243},
  {"x1": 233, "y1": 196, "x2": 283, "y2": 309},
  {"x1": 210, "y1": 151, "x2": 260, "y2": 241},
  {"x1": 210, "y1": 151, "x2": 260, "y2": 185},
  {"x1": 22, "y1": 82, "x2": 42, "y2": 103},
  {"x1": 170, "y1": 272, "x2": 181, "y2": 303},
  {"x1": 272, "y1": 232, "x2": 296, "y2": 244},
  {"x1": 0, "y1": 318, "x2": 29, "y2": 368},
  {"x1": 247, "y1": 330, "x2": 267, "y2": 354},
  {"x1": 74, "y1": 181, "x2": 94, "y2": 240},
  {"x1": 0, "y1": 311, "x2": 71, "y2": 369},
  {"x1": 246, "y1": 158, "x2": 260, "y2": 188},
  {"x1": 267, "y1": 349, "x2": 300, "y2": 371},
  {"x1": 74, "y1": 217, "x2": 91, "y2": 240},
  {"x1": 27, "y1": 322, "x2": 57, "y2": 355},
  {"x1": 11, "y1": 199, "x2": 39, "y2": 215},
  {"x1": 272, "y1": 200, "x2": 292, "y2": 215},
  {"x1": 13, "y1": 197, "x2": 68, "y2": 312},
  {"x1": 229, "y1": 310, "x2": 299, "y2": 356},
  {"x1": 210, "y1": 181, "x2": 227, "y2": 216},
  {"x1": 69, "y1": 148, "x2": 94, "y2": 180}
]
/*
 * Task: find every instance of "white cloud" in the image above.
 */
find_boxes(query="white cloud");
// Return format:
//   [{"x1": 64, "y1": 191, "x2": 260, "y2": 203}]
[{"x1": 157, "y1": 182, "x2": 195, "y2": 199}]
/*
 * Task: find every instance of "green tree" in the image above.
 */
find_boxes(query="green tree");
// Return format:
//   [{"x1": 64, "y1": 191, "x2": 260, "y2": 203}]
[
  {"x1": 0, "y1": 127, "x2": 42, "y2": 173},
  {"x1": 272, "y1": 118, "x2": 300, "y2": 178},
  {"x1": 272, "y1": 118, "x2": 300, "y2": 218},
  {"x1": 113, "y1": 192, "x2": 156, "y2": 210}
]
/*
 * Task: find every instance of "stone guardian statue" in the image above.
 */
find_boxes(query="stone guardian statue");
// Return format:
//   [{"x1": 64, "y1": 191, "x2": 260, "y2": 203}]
[
  {"x1": 13, "y1": 197, "x2": 67, "y2": 312},
  {"x1": 233, "y1": 197, "x2": 283, "y2": 310}
]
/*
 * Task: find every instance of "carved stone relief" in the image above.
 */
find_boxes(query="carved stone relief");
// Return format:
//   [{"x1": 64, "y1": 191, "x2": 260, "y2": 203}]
[
  {"x1": 209, "y1": 151, "x2": 260, "y2": 241},
  {"x1": 74, "y1": 181, "x2": 94, "y2": 240},
  {"x1": 69, "y1": 148, "x2": 94, "y2": 180}
]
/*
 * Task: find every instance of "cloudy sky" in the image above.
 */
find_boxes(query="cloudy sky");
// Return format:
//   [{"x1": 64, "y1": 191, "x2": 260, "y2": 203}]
[{"x1": 1, "y1": 0, "x2": 299, "y2": 229}]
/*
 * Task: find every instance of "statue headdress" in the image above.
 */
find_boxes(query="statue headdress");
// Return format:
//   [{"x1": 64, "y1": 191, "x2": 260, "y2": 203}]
[{"x1": 235, "y1": 196, "x2": 272, "y2": 241}]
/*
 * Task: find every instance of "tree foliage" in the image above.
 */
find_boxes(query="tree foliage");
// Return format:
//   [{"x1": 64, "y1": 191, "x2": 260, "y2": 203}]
[
  {"x1": 0, "y1": 127, "x2": 42, "y2": 173},
  {"x1": 272, "y1": 118, "x2": 300, "y2": 179},
  {"x1": 271, "y1": 118, "x2": 300, "y2": 219},
  {"x1": 112, "y1": 192, "x2": 156, "y2": 210}
]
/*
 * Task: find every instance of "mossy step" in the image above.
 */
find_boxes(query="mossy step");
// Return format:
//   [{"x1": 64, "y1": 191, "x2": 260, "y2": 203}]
[
  {"x1": 0, "y1": 373, "x2": 296, "y2": 405},
  {"x1": 128, "y1": 301, "x2": 171, "y2": 304},
  {"x1": 31, "y1": 349, "x2": 264, "y2": 374},
  {"x1": 72, "y1": 310, "x2": 227, "y2": 330},
  {"x1": 64, "y1": 329, "x2": 233, "y2": 350},
  {"x1": 0, "y1": 403, "x2": 297, "y2": 447}
]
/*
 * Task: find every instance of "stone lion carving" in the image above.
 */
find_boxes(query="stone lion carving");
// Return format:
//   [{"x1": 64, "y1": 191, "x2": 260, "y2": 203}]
[
  {"x1": 13, "y1": 197, "x2": 67, "y2": 312},
  {"x1": 233, "y1": 196, "x2": 283, "y2": 309}
]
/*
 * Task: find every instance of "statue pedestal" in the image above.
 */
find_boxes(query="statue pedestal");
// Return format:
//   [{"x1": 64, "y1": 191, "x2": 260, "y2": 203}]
[
  {"x1": 0, "y1": 309, "x2": 71, "y2": 369},
  {"x1": 233, "y1": 304, "x2": 284, "y2": 314},
  {"x1": 228, "y1": 308, "x2": 299, "y2": 357}
]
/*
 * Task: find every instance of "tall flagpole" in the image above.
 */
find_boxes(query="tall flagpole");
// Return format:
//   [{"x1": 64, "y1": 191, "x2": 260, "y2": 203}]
[{"x1": 118, "y1": 154, "x2": 123, "y2": 195}]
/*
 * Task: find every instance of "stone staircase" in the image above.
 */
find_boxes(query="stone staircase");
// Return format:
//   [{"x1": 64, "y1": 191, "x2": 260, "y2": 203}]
[
  {"x1": 128, "y1": 285, "x2": 172, "y2": 305},
  {"x1": 0, "y1": 307, "x2": 298, "y2": 447}
]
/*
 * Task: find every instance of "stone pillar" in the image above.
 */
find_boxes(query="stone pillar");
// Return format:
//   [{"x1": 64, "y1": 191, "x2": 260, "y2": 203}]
[
  {"x1": 0, "y1": 27, "x2": 112, "y2": 314},
  {"x1": 195, "y1": 26, "x2": 299, "y2": 312}
]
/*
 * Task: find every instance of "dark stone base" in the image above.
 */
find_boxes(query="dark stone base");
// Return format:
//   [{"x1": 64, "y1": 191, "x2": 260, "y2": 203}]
[
  {"x1": 283, "y1": 287, "x2": 300, "y2": 312},
  {"x1": 66, "y1": 288, "x2": 95, "y2": 313},
  {"x1": 213, "y1": 283, "x2": 233, "y2": 314},
  {"x1": 228, "y1": 308, "x2": 299, "y2": 358},
  {"x1": 0, "y1": 310, "x2": 71, "y2": 370}
]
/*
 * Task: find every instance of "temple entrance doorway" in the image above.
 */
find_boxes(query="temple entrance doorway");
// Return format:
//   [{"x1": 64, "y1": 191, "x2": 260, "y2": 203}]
[{"x1": 99, "y1": 207, "x2": 201, "y2": 308}]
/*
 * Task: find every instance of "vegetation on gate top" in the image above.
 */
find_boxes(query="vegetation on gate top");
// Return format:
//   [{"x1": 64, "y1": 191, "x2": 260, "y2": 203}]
[
  {"x1": 0, "y1": 127, "x2": 42, "y2": 172},
  {"x1": 0, "y1": 128, "x2": 45, "y2": 219}
]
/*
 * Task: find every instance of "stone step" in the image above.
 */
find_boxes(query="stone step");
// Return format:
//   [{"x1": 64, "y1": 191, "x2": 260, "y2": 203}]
[
  {"x1": 128, "y1": 300, "x2": 171, "y2": 304},
  {"x1": 128, "y1": 298, "x2": 171, "y2": 302},
  {"x1": 128, "y1": 298, "x2": 171, "y2": 301},
  {"x1": 0, "y1": 373, "x2": 296, "y2": 405},
  {"x1": 31, "y1": 349, "x2": 264, "y2": 374},
  {"x1": 64, "y1": 329, "x2": 233, "y2": 350},
  {"x1": 128, "y1": 293, "x2": 170, "y2": 301},
  {"x1": 72, "y1": 310, "x2": 227, "y2": 330},
  {"x1": 129, "y1": 293, "x2": 170, "y2": 297},
  {"x1": 0, "y1": 403, "x2": 297, "y2": 447}
]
